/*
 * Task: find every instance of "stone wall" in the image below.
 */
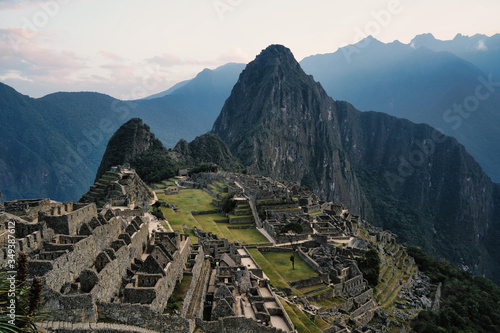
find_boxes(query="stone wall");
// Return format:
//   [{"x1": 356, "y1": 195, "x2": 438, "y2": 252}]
[
  {"x1": 191, "y1": 210, "x2": 219, "y2": 215},
  {"x1": 197, "y1": 263, "x2": 212, "y2": 319},
  {"x1": 34, "y1": 216, "x2": 151, "y2": 322},
  {"x1": 181, "y1": 246, "x2": 205, "y2": 317},
  {"x1": 341, "y1": 275, "x2": 364, "y2": 297},
  {"x1": 288, "y1": 276, "x2": 323, "y2": 289},
  {"x1": 41, "y1": 202, "x2": 97, "y2": 235},
  {"x1": 36, "y1": 216, "x2": 123, "y2": 292},
  {"x1": 306, "y1": 288, "x2": 334, "y2": 303},
  {"x1": 350, "y1": 299, "x2": 376, "y2": 318},
  {"x1": 297, "y1": 249, "x2": 322, "y2": 275},
  {"x1": 355, "y1": 308, "x2": 376, "y2": 326},
  {"x1": 258, "y1": 203, "x2": 299, "y2": 210},
  {"x1": 266, "y1": 208, "x2": 302, "y2": 219},
  {"x1": 196, "y1": 316, "x2": 287, "y2": 333},
  {"x1": 97, "y1": 302, "x2": 194, "y2": 333},
  {"x1": 37, "y1": 321, "x2": 162, "y2": 333},
  {"x1": 353, "y1": 288, "x2": 373, "y2": 305},
  {"x1": 229, "y1": 215, "x2": 254, "y2": 224},
  {"x1": 124, "y1": 237, "x2": 191, "y2": 312},
  {"x1": 42, "y1": 288, "x2": 97, "y2": 322},
  {"x1": 114, "y1": 208, "x2": 144, "y2": 217},
  {"x1": 275, "y1": 233, "x2": 308, "y2": 244},
  {"x1": 91, "y1": 244, "x2": 134, "y2": 302},
  {"x1": 257, "y1": 246, "x2": 293, "y2": 253},
  {"x1": 17, "y1": 225, "x2": 54, "y2": 254}
]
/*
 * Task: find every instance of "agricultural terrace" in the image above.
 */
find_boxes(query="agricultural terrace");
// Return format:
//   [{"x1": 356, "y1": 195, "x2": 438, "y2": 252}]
[{"x1": 154, "y1": 182, "x2": 269, "y2": 245}]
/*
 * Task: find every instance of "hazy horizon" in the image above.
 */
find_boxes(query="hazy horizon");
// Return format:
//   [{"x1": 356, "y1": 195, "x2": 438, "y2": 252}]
[{"x1": 1, "y1": 0, "x2": 499, "y2": 99}]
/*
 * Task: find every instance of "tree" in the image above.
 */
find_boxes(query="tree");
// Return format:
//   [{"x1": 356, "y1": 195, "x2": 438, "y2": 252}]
[
  {"x1": 220, "y1": 194, "x2": 236, "y2": 213},
  {"x1": 355, "y1": 247, "x2": 380, "y2": 286}
]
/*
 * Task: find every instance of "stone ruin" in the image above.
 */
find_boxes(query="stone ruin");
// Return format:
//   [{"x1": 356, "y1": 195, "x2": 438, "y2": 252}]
[
  {"x1": 0, "y1": 170, "x2": 435, "y2": 332},
  {"x1": 0, "y1": 194, "x2": 196, "y2": 330}
]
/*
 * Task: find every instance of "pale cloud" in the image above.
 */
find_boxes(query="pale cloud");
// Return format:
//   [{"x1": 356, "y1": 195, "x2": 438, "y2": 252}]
[
  {"x1": 146, "y1": 53, "x2": 185, "y2": 67},
  {"x1": 0, "y1": 0, "x2": 42, "y2": 10},
  {"x1": 1, "y1": 0, "x2": 499, "y2": 99},
  {"x1": 99, "y1": 50, "x2": 124, "y2": 62},
  {"x1": 214, "y1": 48, "x2": 251, "y2": 65},
  {"x1": 476, "y1": 39, "x2": 488, "y2": 51}
]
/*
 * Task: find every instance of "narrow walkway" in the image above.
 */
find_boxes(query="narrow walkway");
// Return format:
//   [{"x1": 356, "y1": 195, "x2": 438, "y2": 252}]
[{"x1": 257, "y1": 226, "x2": 276, "y2": 245}]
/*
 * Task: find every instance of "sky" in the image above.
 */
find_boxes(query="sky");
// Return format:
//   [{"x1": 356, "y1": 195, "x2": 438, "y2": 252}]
[{"x1": 0, "y1": 0, "x2": 499, "y2": 99}]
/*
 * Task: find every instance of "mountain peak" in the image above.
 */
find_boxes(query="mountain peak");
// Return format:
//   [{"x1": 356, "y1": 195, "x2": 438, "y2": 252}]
[
  {"x1": 94, "y1": 117, "x2": 165, "y2": 181},
  {"x1": 250, "y1": 44, "x2": 301, "y2": 71}
]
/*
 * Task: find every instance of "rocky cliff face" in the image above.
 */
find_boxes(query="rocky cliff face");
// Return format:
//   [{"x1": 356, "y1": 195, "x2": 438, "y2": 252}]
[
  {"x1": 95, "y1": 118, "x2": 167, "y2": 182},
  {"x1": 172, "y1": 133, "x2": 242, "y2": 171},
  {"x1": 212, "y1": 45, "x2": 500, "y2": 283},
  {"x1": 213, "y1": 45, "x2": 364, "y2": 210}
]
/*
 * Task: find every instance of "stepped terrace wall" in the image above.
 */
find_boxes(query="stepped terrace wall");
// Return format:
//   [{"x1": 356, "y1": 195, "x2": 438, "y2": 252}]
[
  {"x1": 40, "y1": 202, "x2": 97, "y2": 235},
  {"x1": 33, "y1": 216, "x2": 150, "y2": 322},
  {"x1": 30, "y1": 216, "x2": 123, "y2": 289}
]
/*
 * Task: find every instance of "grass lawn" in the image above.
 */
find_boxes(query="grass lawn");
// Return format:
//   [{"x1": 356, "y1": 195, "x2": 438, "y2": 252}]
[
  {"x1": 226, "y1": 227, "x2": 269, "y2": 244},
  {"x1": 261, "y1": 251, "x2": 318, "y2": 283},
  {"x1": 247, "y1": 249, "x2": 318, "y2": 296},
  {"x1": 248, "y1": 248, "x2": 292, "y2": 292},
  {"x1": 157, "y1": 188, "x2": 268, "y2": 245},
  {"x1": 314, "y1": 315, "x2": 330, "y2": 330},
  {"x1": 279, "y1": 298, "x2": 322, "y2": 333},
  {"x1": 158, "y1": 189, "x2": 217, "y2": 211},
  {"x1": 213, "y1": 180, "x2": 227, "y2": 188},
  {"x1": 296, "y1": 283, "x2": 328, "y2": 294},
  {"x1": 310, "y1": 297, "x2": 346, "y2": 309},
  {"x1": 160, "y1": 207, "x2": 199, "y2": 243},
  {"x1": 193, "y1": 213, "x2": 228, "y2": 235}
]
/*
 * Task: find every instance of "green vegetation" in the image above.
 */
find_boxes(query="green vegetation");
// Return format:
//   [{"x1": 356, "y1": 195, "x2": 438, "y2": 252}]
[
  {"x1": 151, "y1": 203, "x2": 165, "y2": 220},
  {"x1": 131, "y1": 149, "x2": 179, "y2": 183},
  {"x1": 356, "y1": 247, "x2": 380, "y2": 287},
  {"x1": 277, "y1": 221, "x2": 304, "y2": 269},
  {"x1": 157, "y1": 189, "x2": 217, "y2": 212},
  {"x1": 165, "y1": 275, "x2": 193, "y2": 314},
  {"x1": 279, "y1": 298, "x2": 322, "y2": 333},
  {"x1": 220, "y1": 193, "x2": 236, "y2": 213},
  {"x1": 261, "y1": 252, "x2": 317, "y2": 283},
  {"x1": 279, "y1": 221, "x2": 304, "y2": 235},
  {"x1": 310, "y1": 297, "x2": 346, "y2": 309},
  {"x1": 156, "y1": 188, "x2": 268, "y2": 245},
  {"x1": 164, "y1": 295, "x2": 184, "y2": 314},
  {"x1": 0, "y1": 253, "x2": 45, "y2": 332},
  {"x1": 189, "y1": 162, "x2": 218, "y2": 174},
  {"x1": 173, "y1": 133, "x2": 243, "y2": 172},
  {"x1": 408, "y1": 246, "x2": 500, "y2": 332},
  {"x1": 247, "y1": 248, "x2": 318, "y2": 296}
]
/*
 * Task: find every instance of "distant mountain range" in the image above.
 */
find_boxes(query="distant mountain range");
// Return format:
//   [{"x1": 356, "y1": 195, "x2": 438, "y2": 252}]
[
  {"x1": 0, "y1": 63, "x2": 244, "y2": 202},
  {"x1": 212, "y1": 44, "x2": 500, "y2": 284},
  {"x1": 1, "y1": 33, "x2": 499, "y2": 205},
  {"x1": 300, "y1": 33, "x2": 500, "y2": 182}
]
